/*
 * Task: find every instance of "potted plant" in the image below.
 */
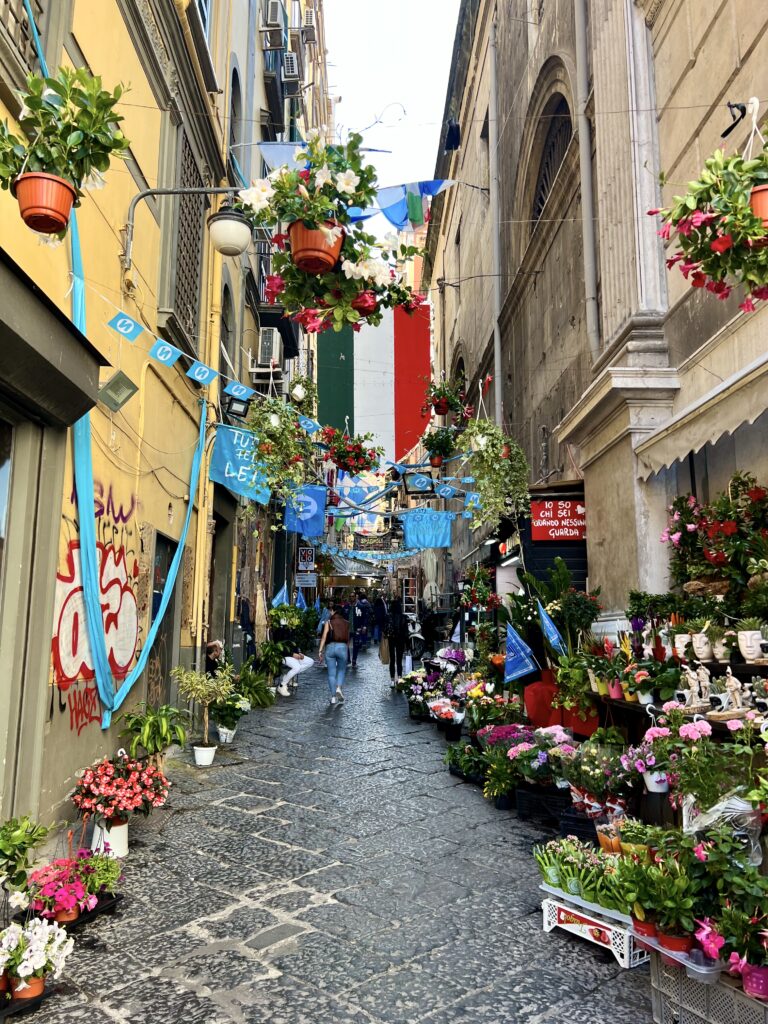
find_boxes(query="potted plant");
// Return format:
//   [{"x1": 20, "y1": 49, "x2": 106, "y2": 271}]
[
  {"x1": 236, "y1": 658, "x2": 277, "y2": 708},
  {"x1": 651, "y1": 144, "x2": 768, "y2": 312},
  {"x1": 287, "y1": 373, "x2": 318, "y2": 412},
  {"x1": 460, "y1": 419, "x2": 530, "y2": 531},
  {"x1": 687, "y1": 618, "x2": 714, "y2": 661},
  {"x1": 647, "y1": 855, "x2": 701, "y2": 954},
  {"x1": 0, "y1": 818, "x2": 53, "y2": 892},
  {"x1": 616, "y1": 856, "x2": 659, "y2": 937},
  {"x1": 736, "y1": 617, "x2": 766, "y2": 663},
  {"x1": 257, "y1": 640, "x2": 290, "y2": 688},
  {"x1": 422, "y1": 377, "x2": 465, "y2": 416},
  {"x1": 616, "y1": 819, "x2": 651, "y2": 862},
  {"x1": 70, "y1": 752, "x2": 169, "y2": 857},
  {"x1": 422, "y1": 426, "x2": 456, "y2": 468},
  {"x1": 0, "y1": 919, "x2": 73, "y2": 1000},
  {"x1": 553, "y1": 654, "x2": 596, "y2": 720},
  {"x1": 27, "y1": 858, "x2": 95, "y2": 923},
  {"x1": 320, "y1": 425, "x2": 383, "y2": 475},
  {"x1": 482, "y1": 744, "x2": 517, "y2": 809},
  {"x1": 247, "y1": 398, "x2": 314, "y2": 500},
  {"x1": 172, "y1": 664, "x2": 235, "y2": 767},
  {"x1": 706, "y1": 622, "x2": 729, "y2": 662},
  {"x1": 210, "y1": 692, "x2": 251, "y2": 744},
  {"x1": 0, "y1": 68, "x2": 129, "y2": 234},
  {"x1": 74, "y1": 847, "x2": 123, "y2": 905},
  {"x1": 118, "y1": 702, "x2": 189, "y2": 773}
]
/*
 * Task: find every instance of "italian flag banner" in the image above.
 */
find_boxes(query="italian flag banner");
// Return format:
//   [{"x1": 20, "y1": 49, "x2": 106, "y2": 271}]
[{"x1": 317, "y1": 305, "x2": 431, "y2": 465}]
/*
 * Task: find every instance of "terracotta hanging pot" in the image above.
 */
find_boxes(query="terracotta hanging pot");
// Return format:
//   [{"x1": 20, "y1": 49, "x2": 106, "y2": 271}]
[
  {"x1": 54, "y1": 906, "x2": 80, "y2": 924},
  {"x1": 751, "y1": 184, "x2": 768, "y2": 228},
  {"x1": 288, "y1": 221, "x2": 344, "y2": 273},
  {"x1": 432, "y1": 397, "x2": 450, "y2": 415},
  {"x1": 429, "y1": 454, "x2": 443, "y2": 468},
  {"x1": 12, "y1": 172, "x2": 77, "y2": 234}
]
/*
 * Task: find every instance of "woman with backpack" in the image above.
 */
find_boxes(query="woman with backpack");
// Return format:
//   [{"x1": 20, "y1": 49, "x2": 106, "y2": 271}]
[
  {"x1": 318, "y1": 605, "x2": 351, "y2": 705},
  {"x1": 385, "y1": 597, "x2": 410, "y2": 687}
]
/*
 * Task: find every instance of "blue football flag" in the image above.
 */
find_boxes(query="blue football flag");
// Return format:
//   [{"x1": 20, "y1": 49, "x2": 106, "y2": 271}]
[
  {"x1": 295, "y1": 589, "x2": 307, "y2": 610},
  {"x1": 537, "y1": 599, "x2": 567, "y2": 656},
  {"x1": 285, "y1": 486, "x2": 327, "y2": 536},
  {"x1": 505, "y1": 624, "x2": 538, "y2": 683},
  {"x1": 271, "y1": 583, "x2": 289, "y2": 608}
]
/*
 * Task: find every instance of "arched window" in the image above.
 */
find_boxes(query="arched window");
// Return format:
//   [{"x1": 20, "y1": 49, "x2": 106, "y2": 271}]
[
  {"x1": 531, "y1": 96, "x2": 572, "y2": 224},
  {"x1": 220, "y1": 286, "x2": 236, "y2": 375},
  {"x1": 228, "y1": 69, "x2": 243, "y2": 183}
]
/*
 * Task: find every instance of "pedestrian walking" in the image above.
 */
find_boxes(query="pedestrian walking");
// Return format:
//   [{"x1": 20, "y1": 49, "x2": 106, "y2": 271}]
[
  {"x1": 316, "y1": 598, "x2": 331, "y2": 639},
  {"x1": 272, "y1": 618, "x2": 314, "y2": 697},
  {"x1": 385, "y1": 597, "x2": 410, "y2": 687},
  {"x1": 372, "y1": 592, "x2": 388, "y2": 644},
  {"x1": 351, "y1": 590, "x2": 371, "y2": 667},
  {"x1": 318, "y1": 605, "x2": 351, "y2": 705}
]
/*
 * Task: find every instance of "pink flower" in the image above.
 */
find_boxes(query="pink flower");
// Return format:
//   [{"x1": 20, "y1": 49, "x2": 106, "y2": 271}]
[
  {"x1": 746, "y1": 711, "x2": 757, "y2": 720},
  {"x1": 726, "y1": 719, "x2": 743, "y2": 731},
  {"x1": 740, "y1": 297, "x2": 756, "y2": 313},
  {"x1": 690, "y1": 271, "x2": 707, "y2": 288},
  {"x1": 662, "y1": 701, "x2": 684, "y2": 712},
  {"x1": 634, "y1": 760, "x2": 647, "y2": 773},
  {"x1": 686, "y1": 523, "x2": 697, "y2": 532},
  {"x1": 660, "y1": 528, "x2": 670, "y2": 543},
  {"x1": 710, "y1": 234, "x2": 734, "y2": 253},
  {"x1": 658, "y1": 222, "x2": 672, "y2": 240},
  {"x1": 670, "y1": 531, "x2": 682, "y2": 546},
  {"x1": 693, "y1": 843, "x2": 709, "y2": 862},
  {"x1": 645, "y1": 726, "x2": 671, "y2": 741},
  {"x1": 729, "y1": 952, "x2": 747, "y2": 975},
  {"x1": 695, "y1": 919, "x2": 725, "y2": 959}
]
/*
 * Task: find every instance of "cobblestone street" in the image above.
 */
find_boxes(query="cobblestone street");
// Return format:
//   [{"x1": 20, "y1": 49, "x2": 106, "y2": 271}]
[{"x1": 43, "y1": 650, "x2": 652, "y2": 1023}]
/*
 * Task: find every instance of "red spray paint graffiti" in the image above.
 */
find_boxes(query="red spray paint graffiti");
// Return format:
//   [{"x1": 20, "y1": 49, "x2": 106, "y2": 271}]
[
  {"x1": 52, "y1": 541, "x2": 139, "y2": 690},
  {"x1": 68, "y1": 681, "x2": 101, "y2": 735}
]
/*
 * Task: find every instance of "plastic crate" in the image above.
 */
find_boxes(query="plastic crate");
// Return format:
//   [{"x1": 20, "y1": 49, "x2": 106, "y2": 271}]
[
  {"x1": 650, "y1": 954, "x2": 768, "y2": 1024},
  {"x1": 559, "y1": 809, "x2": 598, "y2": 844},
  {"x1": 542, "y1": 895, "x2": 649, "y2": 969},
  {"x1": 517, "y1": 782, "x2": 571, "y2": 822}
]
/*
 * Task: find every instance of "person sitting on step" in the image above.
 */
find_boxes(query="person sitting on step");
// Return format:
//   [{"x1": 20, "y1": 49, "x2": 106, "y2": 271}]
[{"x1": 272, "y1": 616, "x2": 314, "y2": 697}]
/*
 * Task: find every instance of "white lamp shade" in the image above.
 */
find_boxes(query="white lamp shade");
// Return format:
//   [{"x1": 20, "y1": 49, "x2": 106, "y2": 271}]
[{"x1": 208, "y1": 211, "x2": 252, "y2": 256}]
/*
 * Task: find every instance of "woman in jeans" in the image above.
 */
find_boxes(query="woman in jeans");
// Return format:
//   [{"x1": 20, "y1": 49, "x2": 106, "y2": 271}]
[{"x1": 318, "y1": 605, "x2": 351, "y2": 705}]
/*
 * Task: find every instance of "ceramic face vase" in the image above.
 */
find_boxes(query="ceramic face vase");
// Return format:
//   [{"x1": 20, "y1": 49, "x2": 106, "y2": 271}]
[
  {"x1": 738, "y1": 630, "x2": 764, "y2": 663},
  {"x1": 691, "y1": 633, "x2": 713, "y2": 661}
]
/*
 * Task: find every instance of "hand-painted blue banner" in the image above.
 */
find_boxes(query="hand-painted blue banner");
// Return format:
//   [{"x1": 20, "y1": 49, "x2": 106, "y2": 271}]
[
  {"x1": 149, "y1": 339, "x2": 183, "y2": 366},
  {"x1": 285, "y1": 485, "x2": 327, "y2": 536},
  {"x1": 186, "y1": 361, "x2": 218, "y2": 386},
  {"x1": 505, "y1": 623, "x2": 538, "y2": 682},
  {"x1": 537, "y1": 599, "x2": 567, "y2": 656},
  {"x1": 224, "y1": 380, "x2": 256, "y2": 400},
  {"x1": 107, "y1": 311, "x2": 144, "y2": 341},
  {"x1": 209, "y1": 425, "x2": 271, "y2": 504}
]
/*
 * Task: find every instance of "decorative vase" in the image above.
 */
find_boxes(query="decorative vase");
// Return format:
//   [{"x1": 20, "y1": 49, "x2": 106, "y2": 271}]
[
  {"x1": 621, "y1": 682, "x2": 639, "y2": 703},
  {"x1": 691, "y1": 633, "x2": 713, "y2": 661},
  {"x1": 713, "y1": 640, "x2": 729, "y2": 662},
  {"x1": 657, "y1": 933, "x2": 694, "y2": 955},
  {"x1": 287, "y1": 220, "x2": 344, "y2": 273},
  {"x1": 91, "y1": 818, "x2": 129, "y2": 858},
  {"x1": 673, "y1": 634, "x2": 691, "y2": 659},
  {"x1": 12, "y1": 172, "x2": 77, "y2": 234},
  {"x1": 743, "y1": 964, "x2": 768, "y2": 1000},
  {"x1": 643, "y1": 770, "x2": 669, "y2": 793},
  {"x1": 751, "y1": 184, "x2": 768, "y2": 228},
  {"x1": 217, "y1": 725, "x2": 236, "y2": 744},
  {"x1": 54, "y1": 906, "x2": 80, "y2": 924},
  {"x1": 608, "y1": 678, "x2": 623, "y2": 700},
  {"x1": 738, "y1": 630, "x2": 763, "y2": 664},
  {"x1": 10, "y1": 975, "x2": 45, "y2": 1000},
  {"x1": 193, "y1": 744, "x2": 217, "y2": 767},
  {"x1": 432, "y1": 397, "x2": 450, "y2": 415},
  {"x1": 631, "y1": 916, "x2": 657, "y2": 938},
  {"x1": 595, "y1": 677, "x2": 609, "y2": 697},
  {"x1": 638, "y1": 690, "x2": 655, "y2": 705},
  {"x1": 429, "y1": 454, "x2": 443, "y2": 468}
]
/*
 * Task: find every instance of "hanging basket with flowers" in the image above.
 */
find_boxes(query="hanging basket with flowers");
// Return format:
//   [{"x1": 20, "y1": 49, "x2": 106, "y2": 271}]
[
  {"x1": 422, "y1": 377, "x2": 467, "y2": 417},
  {"x1": 236, "y1": 131, "x2": 426, "y2": 332},
  {"x1": 320, "y1": 426, "x2": 383, "y2": 475},
  {"x1": 462, "y1": 420, "x2": 530, "y2": 531},
  {"x1": 422, "y1": 426, "x2": 457, "y2": 467},
  {"x1": 247, "y1": 398, "x2": 315, "y2": 499}
]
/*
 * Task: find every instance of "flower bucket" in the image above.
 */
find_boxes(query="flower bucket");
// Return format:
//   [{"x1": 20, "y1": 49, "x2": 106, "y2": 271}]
[
  {"x1": 608, "y1": 678, "x2": 623, "y2": 700},
  {"x1": 91, "y1": 818, "x2": 128, "y2": 858},
  {"x1": 595, "y1": 676, "x2": 609, "y2": 697},
  {"x1": 429, "y1": 455, "x2": 444, "y2": 468},
  {"x1": 288, "y1": 221, "x2": 344, "y2": 273},
  {"x1": 691, "y1": 633, "x2": 713, "y2": 661},
  {"x1": 638, "y1": 690, "x2": 655, "y2": 705},
  {"x1": 658, "y1": 932, "x2": 693, "y2": 955},
  {"x1": 750, "y1": 184, "x2": 768, "y2": 229},
  {"x1": 743, "y1": 964, "x2": 768, "y2": 1000},
  {"x1": 621, "y1": 681, "x2": 639, "y2": 703},
  {"x1": 217, "y1": 725, "x2": 236, "y2": 744},
  {"x1": 193, "y1": 744, "x2": 217, "y2": 767},
  {"x1": 444, "y1": 721, "x2": 463, "y2": 741},
  {"x1": 12, "y1": 172, "x2": 77, "y2": 234},
  {"x1": 432, "y1": 397, "x2": 450, "y2": 415},
  {"x1": 631, "y1": 916, "x2": 657, "y2": 938},
  {"x1": 738, "y1": 630, "x2": 763, "y2": 663},
  {"x1": 643, "y1": 770, "x2": 669, "y2": 793},
  {"x1": 10, "y1": 975, "x2": 45, "y2": 1000},
  {"x1": 673, "y1": 634, "x2": 691, "y2": 659}
]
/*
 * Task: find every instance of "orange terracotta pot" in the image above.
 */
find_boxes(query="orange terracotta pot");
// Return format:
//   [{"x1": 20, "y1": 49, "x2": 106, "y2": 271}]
[
  {"x1": 429, "y1": 455, "x2": 443, "y2": 467},
  {"x1": 751, "y1": 184, "x2": 768, "y2": 228},
  {"x1": 54, "y1": 906, "x2": 80, "y2": 924},
  {"x1": 12, "y1": 172, "x2": 77, "y2": 234},
  {"x1": 10, "y1": 975, "x2": 45, "y2": 1000},
  {"x1": 288, "y1": 221, "x2": 344, "y2": 273},
  {"x1": 0, "y1": 972, "x2": 8, "y2": 993}
]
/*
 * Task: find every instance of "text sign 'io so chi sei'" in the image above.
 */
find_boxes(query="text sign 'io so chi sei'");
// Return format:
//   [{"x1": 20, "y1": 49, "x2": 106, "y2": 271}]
[{"x1": 530, "y1": 500, "x2": 586, "y2": 541}]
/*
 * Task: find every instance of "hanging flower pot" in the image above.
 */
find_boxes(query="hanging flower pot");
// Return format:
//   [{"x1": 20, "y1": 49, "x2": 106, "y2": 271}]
[
  {"x1": 432, "y1": 397, "x2": 450, "y2": 415},
  {"x1": 291, "y1": 383, "x2": 307, "y2": 403},
  {"x1": 288, "y1": 221, "x2": 344, "y2": 273},
  {"x1": 12, "y1": 172, "x2": 77, "y2": 234},
  {"x1": 208, "y1": 208, "x2": 252, "y2": 256},
  {"x1": 429, "y1": 454, "x2": 443, "y2": 468},
  {"x1": 351, "y1": 290, "x2": 379, "y2": 316},
  {"x1": 751, "y1": 185, "x2": 768, "y2": 228}
]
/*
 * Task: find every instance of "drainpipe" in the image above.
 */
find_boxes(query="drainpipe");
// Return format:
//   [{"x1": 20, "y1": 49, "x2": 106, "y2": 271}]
[
  {"x1": 574, "y1": 0, "x2": 601, "y2": 363},
  {"x1": 173, "y1": 0, "x2": 215, "y2": 106},
  {"x1": 488, "y1": 11, "x2": 503, "y2": 426}
]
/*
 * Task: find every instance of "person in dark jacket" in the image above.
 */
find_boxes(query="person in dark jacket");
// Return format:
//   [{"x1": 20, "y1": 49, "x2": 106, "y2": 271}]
[
  {"x1": 372, "y1": 593, "x2": 388, "y2": 644},
  {"x1": 385, "y1": 597, "x2": 409, "y2": 686}
]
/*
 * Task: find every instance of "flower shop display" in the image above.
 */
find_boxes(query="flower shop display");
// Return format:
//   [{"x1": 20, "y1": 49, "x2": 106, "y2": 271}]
[
  {"x1": 0, "y1": 918, "x2": 73, "y2": 1000},
  {"x1": 0, "y1": 68, "x2": 129, "y2": 234},
  {"x1": 561, "y1": 742, "x2": 633, "y2": 819},
  {"x1": 117, "y1": 702, "x2": 189, "y2": 772},
  {"x1": 427, "y1": 698, "x2": 465, "y2": 740},
  {"x1": 319, "y1": 426, "x2": 383, "y2": 475},
  {"x1": 238, "y1": 131, "x2": 425, "y2": 331},
  {"x1": 553, "y1": 654, "x2": 597, "y2": 720},
  {"x1": 460, "y1": 567, "x2": 502, "y2": 612},
  {"x1": 422, "y1": 426, "x2": 456, "y2": 467},
  {"x1": 171, "y1": 663, "x2": 235, "y2": 767},
  {"x1": 651, "y1": 144, "x2": 768, "y2": 311}
]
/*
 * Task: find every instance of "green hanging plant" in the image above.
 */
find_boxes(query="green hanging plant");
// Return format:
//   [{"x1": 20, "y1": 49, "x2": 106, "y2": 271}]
[
  {"x1": 287, "y1": 374, "x2": 318, "y2": 414},
  {"x1": 462, "y1": 420, "x2": 530, "y2": 531},
  {"x1": 246, "y1": 398, "x2": 315, "y2": 499}
]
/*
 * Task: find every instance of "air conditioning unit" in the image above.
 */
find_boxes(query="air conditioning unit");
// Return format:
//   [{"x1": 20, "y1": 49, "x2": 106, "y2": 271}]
[
  {"x1": 282, "y1": 51, "x2": 301, "y2": 96},
  {"x1": 303, "y1": 7, "x2": 317, "y2": 42},
  {"x1": 259, "y1": 326, "x2": 281, "y2": 366},
  {"x1": 265, "y1": 0, "x2": 284, "y2": 27},
  {"x1": 260, "y1": 0, "x2": 285, "y2": 49}
]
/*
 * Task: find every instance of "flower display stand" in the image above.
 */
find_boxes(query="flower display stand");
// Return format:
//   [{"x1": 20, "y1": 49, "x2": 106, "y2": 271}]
[
  {"x1": 540, "y1": 886, "x2": 650, "y2": 969},
  {"x1": 649, "y1": 952, "x2": 768, "y2": 1024}
]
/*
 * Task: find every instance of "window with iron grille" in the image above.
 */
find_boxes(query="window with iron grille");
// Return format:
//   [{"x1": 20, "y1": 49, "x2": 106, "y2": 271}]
[
  {"x1": 174, "y1": 135, "x2": 206, "y2": 346},
  {"x1": 532, "y1": 96, "x2": 572, "y2": 225},
  {"x1": 0, "y1": 0, "x2": 44, "y2": 84}
]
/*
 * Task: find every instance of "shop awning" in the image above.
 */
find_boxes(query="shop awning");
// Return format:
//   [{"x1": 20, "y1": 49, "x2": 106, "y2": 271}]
[{"x1": 635, "y1": 350, "x2": 768, "y2": 479}]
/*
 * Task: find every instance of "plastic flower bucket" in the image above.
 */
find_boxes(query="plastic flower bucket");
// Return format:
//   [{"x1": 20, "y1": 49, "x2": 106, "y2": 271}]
[
  {"x1": 750, "y1": 184, "x2": 768, "y2": 229},
  {"x1": 12, "y1": 172, "x2": 77, "y2": 234}
]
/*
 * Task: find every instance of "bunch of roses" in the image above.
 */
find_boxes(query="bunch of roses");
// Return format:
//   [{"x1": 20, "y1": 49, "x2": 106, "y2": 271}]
[
  {"x1": 71, "y1": 752, "x2": 169, "y2": 824},
  {"x1": 0, "y1": 918, "x2": 73, "y2": 988},
  {"x1": 27, "y1": 858, "x2": 97, "y2": 918},
  {"x1": 320, "y1": 426, "x2": 383, "y2": 475}
]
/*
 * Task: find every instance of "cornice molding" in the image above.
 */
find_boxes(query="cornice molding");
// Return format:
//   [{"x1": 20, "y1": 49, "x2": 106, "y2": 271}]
[{"x1": 635, "y1": 0, "x2": 666, "y2": 28}]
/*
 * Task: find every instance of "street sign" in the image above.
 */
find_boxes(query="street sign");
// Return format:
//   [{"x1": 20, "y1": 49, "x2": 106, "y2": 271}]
[
  {"x1": 530, "y1": 500, "x2": 587, "y2": 541},
  {"x1": 295, "y1": 573, "x2": 317, "y2": 587},
  {"x1": 298, "y1": 546, "x2": 316, "y2": 571}
]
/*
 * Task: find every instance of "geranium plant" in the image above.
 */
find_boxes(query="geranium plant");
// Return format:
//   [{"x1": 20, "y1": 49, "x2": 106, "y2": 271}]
[
  {"x1": 652, "y1": 145, "x2": 768, "y2": 311},
  {"x1": 70, "y1": 752, "x2": 169, "y2": 825},
  {"x1": 320, "y1": 426, "x2": 383, "y2": 475}
]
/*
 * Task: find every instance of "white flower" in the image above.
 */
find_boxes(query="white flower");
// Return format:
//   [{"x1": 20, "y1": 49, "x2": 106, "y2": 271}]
[
  {"x1": 238, "y1": 179, "x2": 274, "y2": 212},
  {"x1": 8, "y1": 891, "x2": 28, "y2": 910},
  {"x1": 342, "y1": 258, "x2": 364, "y2": 281},
  {"x1": 318, "y1": 223, "x2": 343, "y2": 245},
  {"x1": 82, "y1": 168, "x2": 106, "y2": 191},
  {"x1": 293, "y1": 146, "x2": 308, "y2": 163},
  {"x1": 35, "y1": 231, "x2": 64, "y2": 249},
  {"x1": 335, "y1": 169, "x2": 360, "y2": 195},
  {"x1": 306, "y1": 128, "x2": 321, "y2": 144},
  {"x1": 268, "y1": 164, "x2": 290, "y2": 182},
  {"x1": 315, "y1": 164, "x2": 332, "y2": 190}
]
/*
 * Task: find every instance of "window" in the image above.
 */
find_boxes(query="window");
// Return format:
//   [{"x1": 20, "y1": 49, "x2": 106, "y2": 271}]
[
  {"x1": 531, "y1": 96, "x2": 572, "y2": 224},
  {"x1": 196, "y1": 0, "x2": 211, "y2": 37},
  {"x1": 454, "y1": 220, "x2": 462, "y2": 300},
  {"x1": 173, "y1": 134, "x2": 206, "y2": 347},
  {"x1": 228, "y1": 70, "x2": 244, "y2": 184},
  {"x1": 220, "y1": 286, "x2": 236, "y2": 376},
  {"x1": 0, "y1": 0, "x2": 44, "y2": 83},
  {"x1": 0, "y1": 420, "x2": 11, "y2": 584}
]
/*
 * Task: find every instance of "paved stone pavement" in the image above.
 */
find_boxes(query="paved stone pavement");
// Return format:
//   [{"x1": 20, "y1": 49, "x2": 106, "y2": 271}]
[{"x1": 42, "y1": 647, "x2": 653, "y2": 1023}]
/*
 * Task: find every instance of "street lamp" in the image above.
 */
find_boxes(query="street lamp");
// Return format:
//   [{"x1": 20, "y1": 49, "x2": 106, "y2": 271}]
[{"x1": 207, "y1": 206, "x2": 253, "y2": 256}]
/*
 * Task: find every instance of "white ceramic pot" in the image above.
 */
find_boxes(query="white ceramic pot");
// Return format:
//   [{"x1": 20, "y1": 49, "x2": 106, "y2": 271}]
[
  {"x1": 217, "y1": 725, "x2": 236, "y2": 744},
  {"x1": 643, "y1": 770, "x2": 669, "y2": 793},
  {"x1": 194, "y1": 744, "x2": 217, "y2": 767},
  {"x1": 713, "y1": 640, "x2": 729, "y2": 662},
  {"x1": 291, "y1": 383, "x2": 307, "y2": 403},
  {"x1": 673, "y1": 634, "x2": 691, "y2": 659},
  {"x1": 638, "y1": 690, "x2": 655, "y2": 705},
  {"x1": 91, "y1": 820, "x2": 128, "y2": 858},
  {"x1": 738, "y1": 630, "x2": 764, "y2": 663},
  {"x1": 691, "y1": 633, "x2": 713, "y2": 661}
]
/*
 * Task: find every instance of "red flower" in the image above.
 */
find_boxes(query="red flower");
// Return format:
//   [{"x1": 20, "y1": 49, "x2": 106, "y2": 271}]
[
  {"x1": 710, "y1": 234, "x2": 734, "y2": 253},
  {"x1": 690, "y1": 272, "x2": 707, "y2": 288},
  {"x1": 721, "y1": 520, "x2": 738, "y2": 536},
  {"x1": 272, "y1": 233, "x2": 289, "y2": 251},
  {"x1": 298, "y1": 169, "x2": 310, "y2": 183}
]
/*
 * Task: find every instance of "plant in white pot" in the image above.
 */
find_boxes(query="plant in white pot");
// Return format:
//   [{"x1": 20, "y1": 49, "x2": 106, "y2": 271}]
[
  {"x1": 210, "y1": 692, "x2": 250, "y2": 744},
  {"x1": 171, "y1": 664, "x2": 235, "y2": 767},
  {"x1": 736, "y1": 618, "x2": 766, "y2": 664},
  {"x1": 687, "y1": 619, "x2": 714, "y2": 662},
  {"x1": 0, "y1": 67, "x2": 129, "y2": 234},
  {"x1": 666, "y1": 623, "x2": 691, "y2": 660}
]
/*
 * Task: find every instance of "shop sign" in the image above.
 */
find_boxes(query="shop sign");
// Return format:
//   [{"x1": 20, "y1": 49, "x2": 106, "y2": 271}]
[
  {"x1": 295, "y1": 573, "x2": 317, "y2": 587},
  {"x1": 298, "y1": 546, "x2": 315, "y2": 571},
  {"x1": 530, "y1": 500, "x2": 586, "y2": 541}
]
